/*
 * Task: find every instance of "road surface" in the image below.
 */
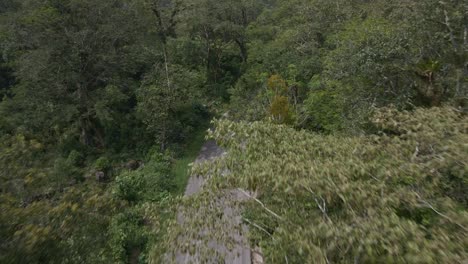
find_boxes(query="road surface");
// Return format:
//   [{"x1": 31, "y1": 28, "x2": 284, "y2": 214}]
[{"x1": 175, "y1": 140, "x2": 252, "y2": 264}]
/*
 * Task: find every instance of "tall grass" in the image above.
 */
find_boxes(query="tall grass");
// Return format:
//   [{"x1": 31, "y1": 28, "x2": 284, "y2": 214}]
[{"x1": 171, "y1": 126, "x2": 209, "y2": 195}]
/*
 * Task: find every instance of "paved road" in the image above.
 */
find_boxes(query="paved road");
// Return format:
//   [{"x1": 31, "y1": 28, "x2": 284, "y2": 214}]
[
  {"x1": 184, "y1": 140, "x2": 224, "y2": 196},
  {"x1": 176, "y1": 140, "x2": 251, "y2": 264}
]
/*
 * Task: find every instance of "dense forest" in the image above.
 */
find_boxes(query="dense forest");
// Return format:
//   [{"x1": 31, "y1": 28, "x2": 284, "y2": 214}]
[{"x1": 0, "y1": 0, "x2": 466, "y2": 263}]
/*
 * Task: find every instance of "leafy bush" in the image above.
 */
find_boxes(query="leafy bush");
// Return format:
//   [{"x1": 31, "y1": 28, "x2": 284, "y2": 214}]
[
  {"x1": 109, "y1": 209, "x2": 149, "y2": 263},
  {"x1": 94, "y1": 157, "x2": 111, "y2": 172},
  {"x1": 179, "y1": 107, "x2": 467, "y2": 263},
  {"x1": 67, "y1": 150, "x2": 84, "y2": 167},
  {"x1": 51, "y1": 157, "x2": 82, "y2": 184},
  {"x1": 113, "y1": 153, "x2": 174, "y2": 203},
  {"x1": 269, "y1": 95, "x2": 293, "y2": 124},
  {"x1": 109, "y1": 152, "x2": 176, "y2": 263},
  {"x1": 303, "y1": 77, "x2": 346, "y2": 132}
]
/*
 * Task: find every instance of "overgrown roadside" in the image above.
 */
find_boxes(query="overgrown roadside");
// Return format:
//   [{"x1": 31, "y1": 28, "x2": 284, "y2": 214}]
[{"x1": 171, "y1": 123, "x2": 210, "y2": 195}]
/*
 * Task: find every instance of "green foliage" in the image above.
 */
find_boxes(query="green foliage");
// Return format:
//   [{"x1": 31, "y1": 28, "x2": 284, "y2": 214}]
[
  {"x1": 113, "y1": 153, "x2": 173, "y2": 203},
  {"x1": 269, "y1": 95, "x2": 293, "y2": 124},
  {"x1": 227, "y1": 70, "x2": 270, "y2": 121},
  {"x1": 303, "y1": 76, "x2": 345, "y2": 132},
  {"x1": 1, "y1": 0, "x2": 467, "y2": 262},
  {"x1": 94, "y1": 157, "x2": 111, "y2": 172},
  {"x1": 315, "y1": 16, "x2": 434, "y2": 129},
  {"x1": 66, "y1": 150, "x2": 84, "y2": 167},
  {"x1": 109, "y1": 151, "x2": 176, "y2": 264},
  {"x1": 136, "y1": 64, "x2": 206, "y2": 149},
  {"x1": 0, "y1": 140, "x2": 177, "y2": 263},
  {"x1": 109, "y1": 208, "x2": 149, "y2": 263},
  {"x1": 108, "y1": 199, "x2": 175, "y2": 264},
  {"x1": 0, "y1": 183, "x2": 118, "y2": 263},
  {"x1": 266, "y1": 74, "x2": 294, "y2": 124},
  {"x1": 179, "y1": 107, "x2": 467, "y2": 262},
  {"x1": 0, "y1": 0, "x2": 149, "y2": 147},
  {"x1": 51, "y1": 156, "x2": 82, "y2": 185},
  {"x1": 171, "y1": 124, "x2": 210, "y2": 194},
  {"x1": 267, "y1": 74, "x2": 288, "y2": 95},
  {"x1": 0, "y1": 134, "x2": 46, "y2": 198},
  {"x1": 229, "y1": 0, "x2": 467, "y2": 127}
]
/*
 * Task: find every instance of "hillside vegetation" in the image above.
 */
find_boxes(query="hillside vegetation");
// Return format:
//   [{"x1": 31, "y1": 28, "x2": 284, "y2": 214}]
[
  {"x1": 0, "y1": 0, "x2": 466, "y2": 263},
  {"x1": 173, "y1": 107, "x2": 466, "y2": 263}
]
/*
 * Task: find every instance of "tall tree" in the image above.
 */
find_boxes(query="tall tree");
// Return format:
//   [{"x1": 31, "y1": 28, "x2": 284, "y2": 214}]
[
  {"x1": 182, "y1": 0, "x2": 265, "y2": 85},
  {"x1": 1, "y1": 0, "x2": 147, "y2": 147}
]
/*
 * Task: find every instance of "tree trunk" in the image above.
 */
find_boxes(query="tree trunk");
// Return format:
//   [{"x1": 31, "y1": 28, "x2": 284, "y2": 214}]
[{"x1": 235, "y1": 39, "x2": 248, "y2": 63}]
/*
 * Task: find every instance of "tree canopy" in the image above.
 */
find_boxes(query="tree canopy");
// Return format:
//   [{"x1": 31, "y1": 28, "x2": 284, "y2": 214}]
[{"x1": 0, "y1": 0, "x2": 466, "y2": 263}]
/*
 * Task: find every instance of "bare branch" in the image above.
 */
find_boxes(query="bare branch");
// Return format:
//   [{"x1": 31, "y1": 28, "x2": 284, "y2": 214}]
[
  {"x1": 238, "y1": 189, "x2": 283, "y2": 221},
  {"x1": 302, "y1": 185, "x2": 334, "y2": 223},
  {"x1": 443, "y1": 9, "x2": 459, "y2": 52},
  {"x1": 414, "y1": 192, "x2": 468, "y2": 233},
  {"x1": 243, "y1": 217, "x2": 273, "y2": 238}
]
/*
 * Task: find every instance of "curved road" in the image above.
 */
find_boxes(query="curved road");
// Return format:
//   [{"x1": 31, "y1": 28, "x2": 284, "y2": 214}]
[{"x1": 176, "y1": 140, "x2": 252, "y2": 264}]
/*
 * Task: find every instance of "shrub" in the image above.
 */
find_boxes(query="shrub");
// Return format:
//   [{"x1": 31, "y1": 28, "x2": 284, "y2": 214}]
[
  {"x1": 113, "y1": 153, "x2": 174, "y2": 202},
  {"x1": 108, "y1": 209, "x2": 148, "y2": 263},
  {"x1": 269, "y1": 95, "x2": 293, "y2": 124},
  {"x1": 303, "y1": 86, "x2": 344, "y2": 132},
  {"x1": 94, "y1": 156, "x2": 111, "y2": 172},
  {"x1": 67, "y1": 150, "x2": 84, "y2": 167}
]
